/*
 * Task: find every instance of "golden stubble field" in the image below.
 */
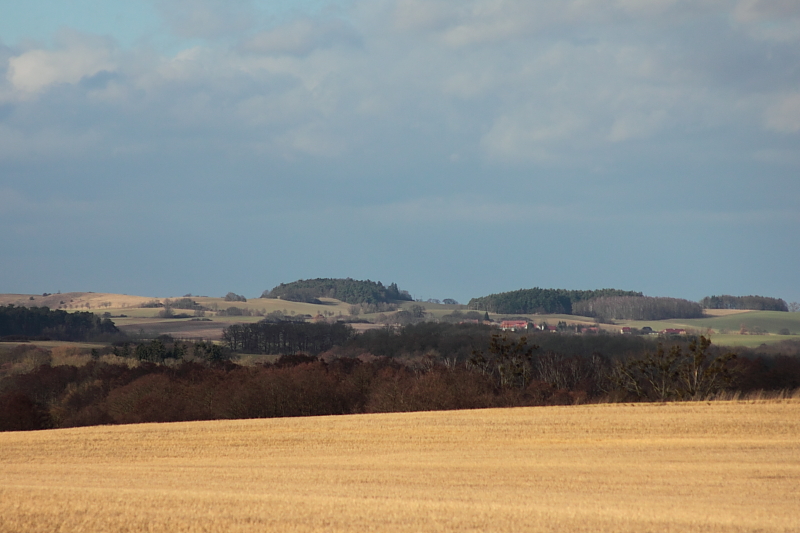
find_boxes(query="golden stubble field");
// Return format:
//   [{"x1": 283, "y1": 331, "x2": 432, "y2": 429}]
[{"x1": 1, "y1": 401, "x2": 799, "y2": 533}]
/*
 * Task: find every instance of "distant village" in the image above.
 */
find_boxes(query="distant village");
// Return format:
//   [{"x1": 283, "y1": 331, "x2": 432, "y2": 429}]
[
  {"x1": 306, "y1": 312, "x2": 690, "y2": 336},
  {"x1": 499, "y1": 320, "x2": 687, "y2": 337}
]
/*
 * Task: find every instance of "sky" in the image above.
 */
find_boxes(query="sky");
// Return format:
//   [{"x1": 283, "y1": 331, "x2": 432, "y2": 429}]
[{"x1": 1, "y1": 0, "x2": 798, "y2": 305}]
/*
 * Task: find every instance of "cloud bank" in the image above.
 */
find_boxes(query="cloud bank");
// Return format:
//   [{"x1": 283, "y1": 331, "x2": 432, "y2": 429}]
[{"x1": 1, "y1": 0, "x2": 798, "y2": 302}]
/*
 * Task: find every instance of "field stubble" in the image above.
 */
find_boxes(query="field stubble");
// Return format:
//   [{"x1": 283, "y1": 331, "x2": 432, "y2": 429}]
[{"x1": 1, "y1": 401, "x2": 798, "y2": 532}]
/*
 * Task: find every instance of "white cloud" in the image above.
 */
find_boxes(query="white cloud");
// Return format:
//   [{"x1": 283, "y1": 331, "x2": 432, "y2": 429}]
[
  {"x1": 481, "y1": 111, "x2": 585, "y2": 163},
  {"x1": 277, "y1": 122, "x2": 349, "y2": 157},
  {"x1": 441, "y1": 16, "x2": 529, "y2": 48},
  {"x1": 7, "y1": 32, "x2": 116, "y2": 93},
  {"x1": 1, "y1": 0, "x2": 798, "y2": 170},
  {"x1": 0, "y1": 0, "x2": 797, "y2": 305},
  {"x1": 607, "y1": 110, "x2": 668, "y2": 142}
]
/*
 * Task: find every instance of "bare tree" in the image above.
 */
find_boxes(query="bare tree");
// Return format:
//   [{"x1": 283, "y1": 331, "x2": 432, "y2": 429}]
[
  {"x1": 678, "y1": 336, "x2": 736, "y2": 399},
  {"x1": 612, "y1": 337, "x2": 736, "y2": 401},
  {"x1": 468, "y1": 333, "x2": 538, "y2": 389}
]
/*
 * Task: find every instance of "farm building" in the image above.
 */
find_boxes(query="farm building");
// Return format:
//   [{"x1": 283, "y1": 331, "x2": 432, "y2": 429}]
[{"x1": 500, "y1": 320, "x2": 529, "y2": 332}]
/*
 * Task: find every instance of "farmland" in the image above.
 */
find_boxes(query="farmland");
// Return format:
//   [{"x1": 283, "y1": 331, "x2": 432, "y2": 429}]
[
  {"x1": 1, "y1": 400, "x2": 798, "y2": 532},
  {"x1": 4, "y1": 291, "x2": 800, "y2": 346}
]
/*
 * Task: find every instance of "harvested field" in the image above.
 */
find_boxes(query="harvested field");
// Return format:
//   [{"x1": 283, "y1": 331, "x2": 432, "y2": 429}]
[
  {"x1": 114, "y1": 318, "x2": 230, "y2": 340},
  {"x1": 1, "y1": 401, "x2": 799, "y2": 532}
]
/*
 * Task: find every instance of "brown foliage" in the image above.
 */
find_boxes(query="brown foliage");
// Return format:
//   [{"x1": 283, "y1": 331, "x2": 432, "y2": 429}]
[
  {"x1": 0, "y1": 392, "x2": 51, "y2": 431},
  {"x1": 2, "y1": 333, "x2": 800, "y2": 432}
]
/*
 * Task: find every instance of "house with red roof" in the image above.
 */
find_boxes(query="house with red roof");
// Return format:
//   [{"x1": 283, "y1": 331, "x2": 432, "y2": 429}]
[{"x1": 500, "y1": 320, "x2": 529, "y2": 332}]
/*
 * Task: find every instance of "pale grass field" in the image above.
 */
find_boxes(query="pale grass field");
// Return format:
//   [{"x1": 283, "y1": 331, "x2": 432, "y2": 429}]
[
  {"x1": 702, "y1": 309, "x2": 754, "y2": 317},
  {"x1": 0, "y1": 292, "x2": 353, "y2": 318},
  {"x1": 1, "y1": 401, "x2": 799, "y2": 532}
]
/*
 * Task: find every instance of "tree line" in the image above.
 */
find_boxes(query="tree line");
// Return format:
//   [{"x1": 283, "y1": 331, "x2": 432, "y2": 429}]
[
  {"x1": 2, "y1": 332, "x2": 799, "y2": 432},
  {"x1": 222, "y1": 322, "x2": 354, "y2": 354},
  {"x1": 573, "y1": 296, "x2": 704, "y2": 321},
  {"x1": 222, "y1": 321, "x2": 676, "y2": 361},
  {"x1": 467, "y1": 288, "x2": 643, "y2": 314},
  {"x1": 700, "y1": 295, "x2": 788, "y2": 312},
  {"x1": 0, "y1": 305, "x2": 119, "y2": 342}
]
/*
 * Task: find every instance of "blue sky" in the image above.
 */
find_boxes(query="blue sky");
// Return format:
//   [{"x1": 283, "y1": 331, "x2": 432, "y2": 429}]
[{"x1": 1, "y1": 0, "x2": 799, "y2": 304}]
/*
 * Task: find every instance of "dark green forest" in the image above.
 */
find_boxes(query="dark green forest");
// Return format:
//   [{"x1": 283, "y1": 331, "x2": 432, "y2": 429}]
[
  {"x1": 467, "y1": 288, "x2": 643, "y2": 314},
  {"x1": 467, "y1": 288, "x2": 790, "y2": 320},
  {"x1": 0, "y1": 305, "x2": 119, "y2": 342},
  {"x1": 700, "y1": 295, "x2": 788, "y2": 312},
  {"x1": 261, "y1": 278, "x2": 413, "y2": 305}
]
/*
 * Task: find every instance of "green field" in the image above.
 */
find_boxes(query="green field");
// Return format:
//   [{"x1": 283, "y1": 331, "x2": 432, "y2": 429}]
[
  {"x1": 686, "y1": 311, "x2": 800, "y2": 334},
  {"x1": 701, "y1": 334, "x2": 800, "y2": 348},
  {"x1": 614, "y1": 311, "x2": 799, "y2": 334}
]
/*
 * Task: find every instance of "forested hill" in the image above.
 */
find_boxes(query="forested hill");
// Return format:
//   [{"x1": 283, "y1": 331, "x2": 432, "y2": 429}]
[
  {"x1": 700, "y1": 295, "x2": 788, "y2": 312},
  {"x1": 467, "y1": 288, "x2": 643, "y2": 314},
  {"x1": 261, "y1": 278, "x2": 413, "y2": 305},
  {"x1": 0, "y1": 305, "x2": 119, "y2": 341}
]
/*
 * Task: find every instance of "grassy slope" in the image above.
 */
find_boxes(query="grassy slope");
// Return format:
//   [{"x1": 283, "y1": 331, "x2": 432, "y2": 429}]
[
  {"x1": 607, "y1": 310, "x2": 800, "y2": 346},
  {"x1": 700, "y1": 334, "x2": 800, "y2": 348},
  {"x1": 611, "y1": 310, "x2": 800, "y2": 334},
  {"x1": 1, "y1": 401, "x2": 798, "y2": 532}
]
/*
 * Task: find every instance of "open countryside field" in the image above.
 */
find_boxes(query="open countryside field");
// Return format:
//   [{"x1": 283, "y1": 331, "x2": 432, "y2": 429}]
[
  {"x1": 615, "y1": 310, "x2": 800, "y2": 335},
  {"x1": 1, "y1": 401, "x2": 799, "y2": 533},
  {"x1": 474, "y1": 310, "x2": 800, "y2": 346},
  {"x1": 612, "y1": 311, "x2": 800, "y2": 346},
  {"x1": 3, "y1": 292, "x2": 800, "y2": 346},
  {"x1": 0, "y1": 292, "x2": 357, "y2": 340},
  {"x1": 0, "y1": 292, "x2": 353, "y2": 317},
  {"x1": 695, "y1": 333, "x2": 800, "y2": 348}
]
